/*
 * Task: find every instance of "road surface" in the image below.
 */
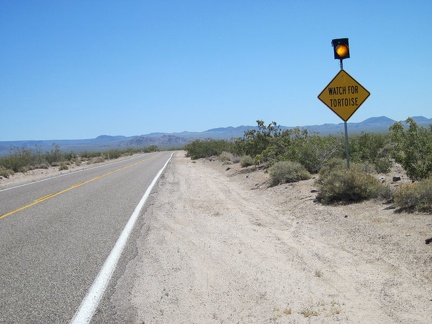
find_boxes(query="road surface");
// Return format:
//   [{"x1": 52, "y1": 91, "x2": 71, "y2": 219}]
[{"x1": 0, "y1": 152, "x2": 172, "y2": 323}]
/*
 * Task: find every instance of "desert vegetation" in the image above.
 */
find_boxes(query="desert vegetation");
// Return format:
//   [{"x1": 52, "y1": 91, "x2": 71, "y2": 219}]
[
  {"x1": 0, "y1": 145, "x2": 160, "y2": 178},
  {"x1": 185, "y1": 118, "x2": 432, "y2": 212}
]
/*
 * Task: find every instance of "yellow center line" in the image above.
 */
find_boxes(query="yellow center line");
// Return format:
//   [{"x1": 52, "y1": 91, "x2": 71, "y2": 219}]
[{"x1": 0, "y1": 158, "x2": 149, "y2": 220}]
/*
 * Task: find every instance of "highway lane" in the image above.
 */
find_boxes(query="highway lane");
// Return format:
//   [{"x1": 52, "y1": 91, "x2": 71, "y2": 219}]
[{"x1": 0, "y1": 151, "x2": 173, "y2": 323}]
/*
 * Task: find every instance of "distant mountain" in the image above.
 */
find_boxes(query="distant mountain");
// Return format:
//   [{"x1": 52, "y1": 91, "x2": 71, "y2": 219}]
[
  {"x1": 95, "y1": 135, "x2": 127, "y2": 141},
  {"x1": 358, "y1": 116, "x2": 396, "y2": 125},
  {"x1": 125, "y1": 135, "x2": 189, "y2": 147},
  {"x1": 0, "y1": 116, "x2": 431, "y2": 155},
  {"x1": 412, "y1": 116, "x2": 432, "y2": 123}
]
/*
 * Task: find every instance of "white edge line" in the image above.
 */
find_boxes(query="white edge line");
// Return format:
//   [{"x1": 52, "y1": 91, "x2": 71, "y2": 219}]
[{"x1": 70, "y1": 152, "x2": 173, "y2": 324}]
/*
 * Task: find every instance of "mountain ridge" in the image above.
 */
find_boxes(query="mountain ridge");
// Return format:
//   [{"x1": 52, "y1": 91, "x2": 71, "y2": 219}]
[{"x1": 1, "y1": 116, "x2": 431, "y2": 155}]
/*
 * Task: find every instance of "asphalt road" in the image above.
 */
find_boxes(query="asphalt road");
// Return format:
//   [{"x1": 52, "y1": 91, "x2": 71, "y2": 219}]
[{"x1": 0, "y1": 152, "x2": 173, "y2": 323}]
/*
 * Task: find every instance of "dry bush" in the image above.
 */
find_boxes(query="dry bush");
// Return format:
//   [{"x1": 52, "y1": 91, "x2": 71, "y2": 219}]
[
  {"x1": 393, "y1": 179, "x2": 432, "y2": 213},
  {"x1": 0, "y1": 166, "x2": 14, "y2": 178},
  {"x1": 269, "y1": 161, "x2": 311, "y2": 186},
  {"x1": 240, "y1": 155, "x2": 254, "y2": 167},
  {"x1": 317, "y1": 168, "x2": 385, "y2": 204},
  {"x1": 218, "y1": 151, "x2": 239, "y2": 164}
]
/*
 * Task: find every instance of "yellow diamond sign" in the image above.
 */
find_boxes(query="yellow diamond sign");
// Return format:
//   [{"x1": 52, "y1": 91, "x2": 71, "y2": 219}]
[{"x1": 318, "y1": 70, "x2": 370, "y2": 122}]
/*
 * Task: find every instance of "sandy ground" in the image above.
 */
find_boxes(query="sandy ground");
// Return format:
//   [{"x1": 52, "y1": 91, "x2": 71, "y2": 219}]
[
  {"x1": 119, "y1": 152, "x2": 432, "y2": 324},
  {"x1": 2, "y1": 152, "x2": 432, "y2": 323}
]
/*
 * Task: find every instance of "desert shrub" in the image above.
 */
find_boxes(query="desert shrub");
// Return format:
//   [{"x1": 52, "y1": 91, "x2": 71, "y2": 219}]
[
  {"x1": 45, "y1": 144, "x2": 63, "y2": 165},
  {"x1": 293, "y1": 134, "x2": 345, "y2": 174},
  {"x1": 185, "y1": 139, "x2": 235, "y2": 160},
  {"x1": 104, "y1": 149, "x2": 122, "y2": 160},
  {"x1": 0, "y1": 148, "x2": 34, "y2": 172},
  {"x1": 34, "y1": 163, "x2": 49, "y2": 169},
  {"x1": 240, "y1": 155, "x2": 254, "y2": 167},
  {"x1": 235, "y1": 120, "x2": 344, "y2": 171},
  {"x1": 316, "y1": 168, "x2": 385, "y2": 204},
  {"x1": 236, "y1": 120, "x2": 280, "y2": 158},
  {"x1": 0, "y1": 166, "x2": 14, "y2": 178},
  {"x1": 318, "y1": 158, "x2": 377, "y2": 185},
  {"x1": 317, "y1": 158, "x2": 350, "y2": 185},
  {"x1": 393, "y1": 179, "x2": 432, "y2": 213},
  {"x1": 374, "y1": 158, "x2": 392, "y2": 174},
  {"x1": 351, "y1": 161, "x2": 377, "y2": 174},
  {"x1": 143, "y1": 145, "x2": 159, "y2": 153},
  {"x1": 269, "y1": 161, "x2": 311, "y2": 186},
  {"x1": 19, "y1": 166, "x2": 31, "y2": 173},
  {"x1": 63, "y1": 151, "x2": 77, "y2": 162},
  {"x1": 90, "y1": 156, "x2": 105, "y2": 164},
  {"x1": 349, "y1": 132, "x2": 391, "y2": 169},
  {"x1": 80, "y1": 151, "x2": 103, "y2": 159},
  {"x1": 218, "y1": 151, "x2": 235, "y2": 164},
  {"x1": 389, "y1": 118, "x2": 432, "y2": 180},
  {"x1": 59, "y1": 162, "x2": 69, "y2": 171}
]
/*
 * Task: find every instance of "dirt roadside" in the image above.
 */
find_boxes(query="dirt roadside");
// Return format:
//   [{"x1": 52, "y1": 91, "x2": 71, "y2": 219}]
[{"x1": 111, "y1": 151, "x2": 432, "y2": 323}]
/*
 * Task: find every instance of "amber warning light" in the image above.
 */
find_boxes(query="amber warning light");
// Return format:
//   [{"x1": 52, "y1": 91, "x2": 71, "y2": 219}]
[{"x1": 332, "y1": 38, "x2": 350, "y2": 60}]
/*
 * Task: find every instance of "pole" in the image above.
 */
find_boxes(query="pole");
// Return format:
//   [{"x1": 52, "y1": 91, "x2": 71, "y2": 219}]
[
  {"x1": 340, "y1": 59, "x2": 349, "y2": 168},
  {"x1": 344, "y1": 121, "x2": 350, "y2": 168}
]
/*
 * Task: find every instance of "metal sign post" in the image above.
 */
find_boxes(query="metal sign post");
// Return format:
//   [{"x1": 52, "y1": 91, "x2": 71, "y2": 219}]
[{"x1": 344, "y1": 120, "x2": 350, "y2": 168}]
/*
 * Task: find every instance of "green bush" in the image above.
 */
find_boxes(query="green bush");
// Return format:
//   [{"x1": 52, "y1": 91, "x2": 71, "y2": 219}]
[
  {"x1": 293, "y1": 134, "x2": 344, "y2": 174},
  {"x1": 316, "y1": 168, "x2": 385, "y2": 204},
  {"x1": 45, "y1": 144, "x2": 63, "y2": 165},
  {"x1": 318, "y1": 158, "x2": 378, "y2": 186},
  {"x1": 374, "y1": 158, "x2": 392, "y2": 174},
  {"x1": 185, "y1": 139, "x2": 236, "y2": 160},
  {"x1": 389, "y1": 118, "x2": 432, "y2": 180},
  {"x1": 234, "y1": 120, "x2": 344, "y2": 172},
  {"x1": 0, "y1": 148, "x2": 34, "y2": 172},
  {"x1": 317, "y1": 158, "x2": 346, "y2": 182},
  {"x1": 393, "y1": 179, "x2": 432, "y2": 213},
  {"x1": 104, "y1": 149, "x2": 122, "y2": 160},
  {"x1": 240, "y1": 155, "x2": 255, "y2": 167},
  {"x1": 349, "y1": 132, "x2": 391, "y2": 169},
  {"x1": 269, "y1": 161, "x2": 311, "y2": 186}
]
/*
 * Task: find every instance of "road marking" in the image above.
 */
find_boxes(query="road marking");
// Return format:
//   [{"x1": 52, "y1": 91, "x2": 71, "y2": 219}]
[
  {"x1": 70, "y1": 152, "x2": 173, "y2": 324},
  {"x1": 0, "y1": 158, "x2": 149, "y2": 220}
]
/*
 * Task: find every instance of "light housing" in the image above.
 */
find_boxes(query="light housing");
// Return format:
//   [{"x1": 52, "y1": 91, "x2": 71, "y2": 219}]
[{"x1": 332, "y1": 38, "x2": 350, "y2": 60}]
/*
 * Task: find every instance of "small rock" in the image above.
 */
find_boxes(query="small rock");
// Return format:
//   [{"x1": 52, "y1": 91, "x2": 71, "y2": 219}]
[
  {"x1": 426, "y1": 238, "x2": 432, "y2": 245},
  {"x1": 393, "y1": 176, "x2": 401, "y2": 182},
  {"x1": 226, "y1": 167, "x2": 231, "y2": 171},
  {"x1": 344, "y1": 215, "x2": 348, "y2": 218},
  {"x1": 310, "y1": 188, "x2": 318, "y2": 193}
]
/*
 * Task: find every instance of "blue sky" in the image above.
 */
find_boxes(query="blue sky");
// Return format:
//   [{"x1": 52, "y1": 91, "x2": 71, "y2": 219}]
[{"x1": 1, "y1": 0, "x2": 431, "y2": 140}]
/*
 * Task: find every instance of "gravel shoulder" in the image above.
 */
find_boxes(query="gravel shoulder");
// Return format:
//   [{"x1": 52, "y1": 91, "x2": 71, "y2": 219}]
[{"x1": 116, "y1": 152, "x2": 432, "y2": 323}]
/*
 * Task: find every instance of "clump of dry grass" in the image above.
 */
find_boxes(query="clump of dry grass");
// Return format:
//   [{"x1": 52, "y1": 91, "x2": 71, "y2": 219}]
[
  {"x1": 269, "y1": 161, "x2": 311, "y2": 186},
  {"x1": 393, "y1": 179, "x2": 432, "y2": 213},
  {"x1": 316, "y1": 168, "x2": 385, "y2": 204}
]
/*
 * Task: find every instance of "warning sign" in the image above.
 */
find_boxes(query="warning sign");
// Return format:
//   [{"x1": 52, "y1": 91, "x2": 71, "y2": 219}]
[{"x1": 318, "y1": 70, "x2": 370, "y2": 122}]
